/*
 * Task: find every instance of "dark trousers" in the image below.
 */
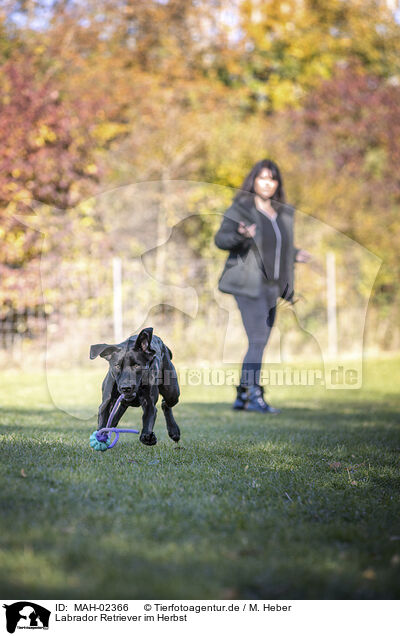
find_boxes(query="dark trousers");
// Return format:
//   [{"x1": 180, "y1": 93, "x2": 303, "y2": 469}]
[{"x1": 234, "y1": 282, "x2": 280, "y2": 386}]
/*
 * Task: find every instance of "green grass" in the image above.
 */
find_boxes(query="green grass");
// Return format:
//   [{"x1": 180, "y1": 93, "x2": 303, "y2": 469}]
[{"x1": 0, "y1": 358, "x2": 399, "y2": 600}]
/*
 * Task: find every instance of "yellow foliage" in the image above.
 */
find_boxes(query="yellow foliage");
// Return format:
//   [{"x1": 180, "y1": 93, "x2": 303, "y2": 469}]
[
  {"x1": 268, "y1": 76, "x2": 298, "y2": 110},
  {"x1": 13, "y1": 189, "x2": 32, "y2": 202},
  {"x1": 32, "y1": 124, "x2": 57, "y2": 147},
  {"x1": 80, "y1": 217, "x2": 95, "y2": 227},
  {"x1": 84, "y1": 164, "x2": 98, "y2": 175},
  {"x1": 92, "y1": 122, "x2": 131, "y2": 144},
  {"x1": 76, "y1": 199, "x2": 95, "y2": 216},
  {"x1": 238, "y1": 0, "x2": 400, "y2": 109}
]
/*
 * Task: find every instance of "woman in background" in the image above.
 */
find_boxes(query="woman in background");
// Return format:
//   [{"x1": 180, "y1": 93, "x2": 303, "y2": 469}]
[{"x1": 215, "y1": 159, "x2": 310, "y2": 413}]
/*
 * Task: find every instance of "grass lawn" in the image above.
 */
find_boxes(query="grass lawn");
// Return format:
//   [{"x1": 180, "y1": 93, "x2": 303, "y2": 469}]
[{"x1": 0, "y1": 357, "x2": 399, "y2": 600}]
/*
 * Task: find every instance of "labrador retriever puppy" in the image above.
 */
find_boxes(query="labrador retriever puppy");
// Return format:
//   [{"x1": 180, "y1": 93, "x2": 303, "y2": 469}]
[{"x1": 90, "y1": 327, "x2": 180, "y2": 446}]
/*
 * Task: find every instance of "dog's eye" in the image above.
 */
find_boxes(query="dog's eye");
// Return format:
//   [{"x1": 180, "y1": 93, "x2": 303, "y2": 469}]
[{"x1": 114, "y1": 364, "x2": 121, "y2": 371}]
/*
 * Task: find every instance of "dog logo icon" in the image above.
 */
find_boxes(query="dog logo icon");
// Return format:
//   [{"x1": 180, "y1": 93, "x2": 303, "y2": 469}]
[
  {"x1": 188, "y1": 370, "x2": 202, "y2": 386},
  {"x1": 3, "y1": 602, "x2": 51, "y2": 633}
]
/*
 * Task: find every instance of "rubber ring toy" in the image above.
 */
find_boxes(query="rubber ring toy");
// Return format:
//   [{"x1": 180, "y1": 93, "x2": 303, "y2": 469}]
[{"x1": 89, "y1": 394, "x2": 139, "y2": 452}]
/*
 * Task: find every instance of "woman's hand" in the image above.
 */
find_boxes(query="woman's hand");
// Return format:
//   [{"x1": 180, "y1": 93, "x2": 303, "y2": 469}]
[
  {"x1": 295, "y1": 249, "x2": 312, "y2": 263},
  {"x1": 237, "y1": 221, "x2": 256, "y2": 238}
]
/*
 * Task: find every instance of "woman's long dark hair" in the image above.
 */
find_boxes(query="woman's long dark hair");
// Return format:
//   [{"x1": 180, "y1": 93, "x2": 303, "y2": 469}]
[{"x1": 233, "y1": 159, "x2": 286, "y2": 205}]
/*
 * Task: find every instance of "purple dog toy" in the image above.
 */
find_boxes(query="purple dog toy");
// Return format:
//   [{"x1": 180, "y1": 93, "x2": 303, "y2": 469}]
[{"x1": 90, "y1": 394, "x2": 139, "y2": 451}]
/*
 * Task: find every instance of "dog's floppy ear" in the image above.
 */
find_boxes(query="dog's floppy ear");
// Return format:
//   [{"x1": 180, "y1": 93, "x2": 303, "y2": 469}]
[
  {"x1": 90, "y1": 343, "x2": 121, "y2": 360},
  {"x1": 134, "y1": 327, "x2": 154, "y2": 352}
]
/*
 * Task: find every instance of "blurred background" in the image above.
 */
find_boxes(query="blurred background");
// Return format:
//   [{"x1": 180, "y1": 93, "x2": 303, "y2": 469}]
[
  {"x1": 2, "y1": 3, "x2": 400, "y2": 602},
  {"x1": 1, "y1": 0, "x2": 400, "y2": 372}
]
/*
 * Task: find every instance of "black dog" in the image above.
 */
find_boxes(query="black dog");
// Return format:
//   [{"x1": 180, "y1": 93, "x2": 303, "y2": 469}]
[{"x1": 90, "y1": 327, "x2": 180, "y2": 446}]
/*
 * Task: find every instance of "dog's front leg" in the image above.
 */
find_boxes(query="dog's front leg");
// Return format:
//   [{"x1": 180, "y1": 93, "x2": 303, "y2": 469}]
[
  {"x1": 98, "y1": 398, "x2": 128, "y2": 430},
  {"x1": 97, "y1": 373, "x2": 128, "y2": 430},
  {"x1": 139, "y1": 399, "x2": 158, "y2": 446},
  {"x1": 98, "y1": 400, "x2": 111, "y2": 430},
  {"x1": 107, "y1": 399, "x2": 129, "y2": 429},
  {"x1": 161, "y1": 400, "x2": 180, "y2": 442},
  {"x1": 97, "y1": 373, "x2": 115, "y2": 430}
]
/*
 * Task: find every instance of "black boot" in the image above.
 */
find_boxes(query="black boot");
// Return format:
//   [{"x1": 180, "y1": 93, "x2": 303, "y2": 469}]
[
  {"x1": 246, "y1": 384, "x2": 280, "y2": 414},
  {"x1": 233, "y1": 385, "x2": 249, "y2": 410}
]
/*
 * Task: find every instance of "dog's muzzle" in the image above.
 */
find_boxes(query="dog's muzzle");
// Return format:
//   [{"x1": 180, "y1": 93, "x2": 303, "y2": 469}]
[{"x1": 121, "y1": 390, "x2": 137, "y2": 401}]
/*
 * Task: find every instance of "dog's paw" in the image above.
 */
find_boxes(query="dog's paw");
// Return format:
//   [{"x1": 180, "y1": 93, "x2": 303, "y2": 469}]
[
  {"x1": 168, "y1": 426, "x2": 180, "y2": 443},
  {"x1": 140, "y1": 431, "x2": 157, "y2": 446}
]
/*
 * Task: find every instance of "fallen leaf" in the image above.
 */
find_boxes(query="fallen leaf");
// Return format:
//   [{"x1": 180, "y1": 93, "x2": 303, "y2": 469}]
[
  {"x1": 20, "y1": 469, "x2": 27, "y2": 478},
  {"x1": 329, "y1": 462, "x2": 341, "y2": 471},
  {"x1": 362, "y1": 568, "x2": 376, "y2": 580},
  {"x1": 351, "y1": 480, "x2": 357, "y2": 485},
  {"x1": 244, "y1": 465, "x2": 249, "y2": 471},
  {"x1": 390, "y1": 554, "x2": 400, "y2": 566},
  {"x1": 222, "y1": 588, "x2": 238, "y2": 599},
  {"x1": 347, "y1": 462, "x2": 364, "y2": 471}
]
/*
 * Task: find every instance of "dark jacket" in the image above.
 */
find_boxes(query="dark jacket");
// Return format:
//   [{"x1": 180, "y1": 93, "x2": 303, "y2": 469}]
[{"x1": 214, "y1": 197, "x2": 298, "y2": 302}]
